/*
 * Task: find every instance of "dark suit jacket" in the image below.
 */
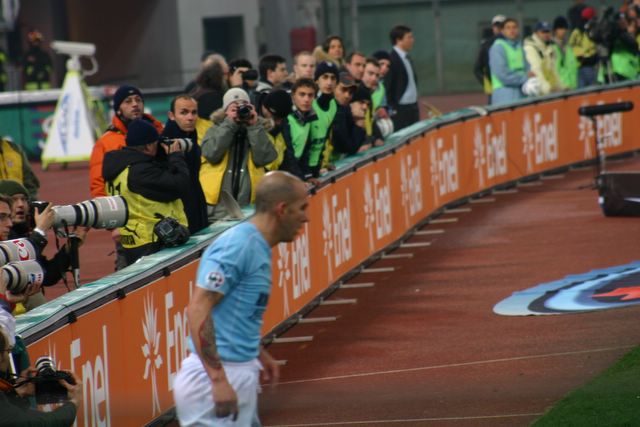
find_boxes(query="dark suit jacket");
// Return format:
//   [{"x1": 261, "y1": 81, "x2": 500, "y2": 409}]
[{"x1": 384, "y1": 48, "x2": 418, "y2": 109}]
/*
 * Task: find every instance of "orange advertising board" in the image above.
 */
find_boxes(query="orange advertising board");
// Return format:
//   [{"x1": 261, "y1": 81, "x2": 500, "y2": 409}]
[{"x1": 23, "y1": 85, "x2": 640, "y2": 426}]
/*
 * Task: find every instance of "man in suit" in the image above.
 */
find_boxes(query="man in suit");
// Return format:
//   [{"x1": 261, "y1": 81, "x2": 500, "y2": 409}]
[{"x1": 384, "y1": 25, "x2": 420, "y2": 131}]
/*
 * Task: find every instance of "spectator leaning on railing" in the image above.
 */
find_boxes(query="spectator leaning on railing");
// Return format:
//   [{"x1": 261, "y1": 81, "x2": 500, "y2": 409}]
[{"x1": 103, "y1": 119, "x2": 189, "y2": 267}]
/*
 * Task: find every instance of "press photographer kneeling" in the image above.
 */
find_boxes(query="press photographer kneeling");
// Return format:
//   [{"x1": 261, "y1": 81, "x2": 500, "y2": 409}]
[
  {"x1": 1, "y1": 304, "x2": 81, "y2": 426},
  {"x1": 103, "y1": 119, "x2": 190, "y2": 268}
]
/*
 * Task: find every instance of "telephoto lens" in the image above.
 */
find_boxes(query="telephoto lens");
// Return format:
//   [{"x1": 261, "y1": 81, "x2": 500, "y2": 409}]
[
  {"x1": 52, "y1": 195, "x2": 128, "y2": 231},
  {"x1": 160, "y1": 136, "x2": 193, "y2": 152},
  {"x1": 0, "y1": 259, "x2": 44, "y2": 294},
  {"x1": 0, "y1": 238, "x2": 38, "y2": 266}
]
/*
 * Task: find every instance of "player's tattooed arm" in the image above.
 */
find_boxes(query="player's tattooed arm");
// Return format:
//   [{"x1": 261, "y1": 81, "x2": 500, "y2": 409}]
[
  {"x1": 188, "y1": 286, "x2": 226, "y2": 379},
  {"x1": 199, "y1": 310, "x2": 222, "y2": 369}
]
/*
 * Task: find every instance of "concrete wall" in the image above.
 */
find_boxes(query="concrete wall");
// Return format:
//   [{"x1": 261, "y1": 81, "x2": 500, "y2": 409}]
[{"x1": 176, "y1": 0, "x2": 260, "y2": 85}]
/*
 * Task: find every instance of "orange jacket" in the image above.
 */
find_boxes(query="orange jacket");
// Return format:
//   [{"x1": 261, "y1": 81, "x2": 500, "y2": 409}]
[{"x1": 89, "y1": 113, "x2": 163, "y2": 197}]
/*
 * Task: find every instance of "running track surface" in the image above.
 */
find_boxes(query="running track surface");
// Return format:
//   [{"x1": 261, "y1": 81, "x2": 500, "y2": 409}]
[{"x1": 34, "y1": 93, "x2": 640, "y2": 426}]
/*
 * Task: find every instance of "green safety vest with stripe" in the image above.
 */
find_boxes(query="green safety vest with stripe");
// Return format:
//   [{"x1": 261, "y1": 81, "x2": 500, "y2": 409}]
[
  {"x1": 106, "y1": 167, "x2": 187, "y2": 249},
  {"x1": 310, "y1": 98, "x2": 337, "y2": 167},
  {"x1": 491, "y1": 39, "x2": 526, "y2": 91},
  {"x1": 371, "y1": 82, "x2": 385, "y2": 111}
]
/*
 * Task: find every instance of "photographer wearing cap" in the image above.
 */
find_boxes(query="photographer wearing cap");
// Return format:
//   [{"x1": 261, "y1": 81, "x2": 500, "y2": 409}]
[
  {"x1": 0, "y1": 180, "x2": 87, "y2": 312},
  {"x1": 200, "y1": 88, "x2": 277, "y2": 221},
  {"x1": 103, "y1": 119, "x2": 190, "y2": 267},
  {"x1": 0, "y1": 320, "x2": 82, "y2": 427}
]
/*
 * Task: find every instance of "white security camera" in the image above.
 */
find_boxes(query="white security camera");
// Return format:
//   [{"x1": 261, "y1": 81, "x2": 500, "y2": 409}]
[{"x1": 50, "y1": 41, "x2": 96, "y2": 57}]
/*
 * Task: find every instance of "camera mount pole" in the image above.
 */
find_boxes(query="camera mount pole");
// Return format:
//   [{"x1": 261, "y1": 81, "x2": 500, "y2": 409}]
[{"x1": 68, "y1": 233, "x2": 81, "y2": 289}]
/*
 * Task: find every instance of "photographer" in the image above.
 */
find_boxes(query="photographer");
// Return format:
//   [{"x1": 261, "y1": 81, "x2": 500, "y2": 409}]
[
  {"x1": 103, "y1": 119, "x2": 190, "y2": 267},
  {"x1": 200, "y1": 88, "x2": 277, "y2": 221},
  {"x1": 0, "y1": 181, "x2": 87, "y2": 312},
  {"x1": 606, "y1": 12, "x2": 639, "y2": 82},
  {"x1": 0, "y1": 320, "x2": 81, "y2": 427}
]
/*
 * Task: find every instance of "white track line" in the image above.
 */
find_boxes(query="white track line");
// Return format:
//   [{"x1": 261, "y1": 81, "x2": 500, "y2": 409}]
[
  {"x1": 298, "y1": 316, "x2": 337, "y2": 324},
  {"x1": 320, "y1": 298, "x2": 357, "y2": 305},
  {"x1": 414, "y1": 229, "x2": 444, "y2": 235},
  {"x1": 400, "y1": 242, "x2": 431, "y2": 248},
  {"x1": 382, "y1": 253, "x2": 414, "y2": 259},
  {"x1": 272, "y1": 336, "x2": 313, "y2": 344},
  {"x1": 429, "y1": 218, "x2": 458, "y2": 224},
  {"x1": 362, "y1": 267, "x2": 395, "y2": 273},
  {"x1": 277, "y1": 345, "x2": 633, "y2": 385},
  {"x1": 444, "y1": 207, "x2": 471, "y2": 213},
  {"x1": 265, "y1": 413, "x2": 544, "y2": 426},
  {"x1": 340, "y1": 282, "x2": 375, "y2": 289},
  {"x1": 470, "y1": 197, "x2": 496, "y2": 204}
]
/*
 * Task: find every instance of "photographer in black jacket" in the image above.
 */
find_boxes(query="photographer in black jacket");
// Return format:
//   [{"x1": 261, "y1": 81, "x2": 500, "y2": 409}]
[
  {"x1": 0, "y1": 181, "x2": 87, "y2": 311},
  {"x1": 0, "y1": 317, "x2": 82, "y2": 427}
]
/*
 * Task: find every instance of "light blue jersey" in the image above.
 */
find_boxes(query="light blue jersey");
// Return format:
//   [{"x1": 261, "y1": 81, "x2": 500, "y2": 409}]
[{"x1": 189, "y1": 222, "x2": 272, "y2": 362}]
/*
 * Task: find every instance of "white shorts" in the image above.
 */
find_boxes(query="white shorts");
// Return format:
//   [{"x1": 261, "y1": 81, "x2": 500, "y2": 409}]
[{"x1": 173, "y1": 353, "x2": 262, "y2": 427}]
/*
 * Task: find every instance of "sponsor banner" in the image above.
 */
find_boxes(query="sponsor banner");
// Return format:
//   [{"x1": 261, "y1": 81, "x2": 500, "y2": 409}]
[{"x1": 23, "y1": 86, "x2": 640, "y2": 426}]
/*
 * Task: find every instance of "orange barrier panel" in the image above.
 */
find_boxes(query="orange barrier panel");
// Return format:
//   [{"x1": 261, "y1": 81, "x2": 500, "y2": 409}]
[{"x1": 23, "y1": 84, "x2": 640, "y2": 426}]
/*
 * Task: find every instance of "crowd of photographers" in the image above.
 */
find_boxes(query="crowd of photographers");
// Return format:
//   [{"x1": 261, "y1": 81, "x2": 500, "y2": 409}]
[{"x1": 476, "y1": 1, "x2": 640, "y2": 105}]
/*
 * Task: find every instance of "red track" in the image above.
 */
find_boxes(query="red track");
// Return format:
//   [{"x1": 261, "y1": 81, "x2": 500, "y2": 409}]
[{"x1": 257, "y1": 158, "x2": 640, "y2": 426}]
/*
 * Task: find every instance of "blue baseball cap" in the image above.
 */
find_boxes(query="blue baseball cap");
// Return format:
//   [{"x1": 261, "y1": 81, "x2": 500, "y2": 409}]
[{"x1": 534, "y1": 21, "x2": 551, "y2": 32}]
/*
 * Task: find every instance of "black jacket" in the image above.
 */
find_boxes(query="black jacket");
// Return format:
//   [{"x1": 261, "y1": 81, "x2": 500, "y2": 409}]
[
  {"x1": 473, "y1": 33, "x2": 497, "y2": 86},
  {"x1": 0, "y1": 389, "x2": 76, "y2": 427},
  {"x1": 102, "y1": 147, "x2": 190, "y2": 203},
  {"x1": 331, "y1": 104, "x2": 366, "y2": 156},
  {"x1": 384, "y1": 48, "x2": 418, "y2": 109},
  {"x1": 161, "y1": 120, "x2": 208, "y2": 234},
  {"x1": 8, "y1": 225, "x2": 70, "y2": 288}
]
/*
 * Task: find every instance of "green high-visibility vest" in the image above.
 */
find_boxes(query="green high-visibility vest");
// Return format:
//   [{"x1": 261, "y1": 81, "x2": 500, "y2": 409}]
[
  {"x1": 371, "y1": 82, "x2": 385, "y2": 111},
  {"x1": 491, "y1": 39, "x2": 525, "y2": 90},
  {"x1": 554, "y1": 43, "x2": 578, "y2": 89},
  {"x1": 287, "y1": 114, "x2": 311, "y2": 159},
  {"x1": 611, "y1": 42, "x2": 639, "y2": 81},
  {"x1": 310, "y1": 98, "x2": 337, "y2": 167}
]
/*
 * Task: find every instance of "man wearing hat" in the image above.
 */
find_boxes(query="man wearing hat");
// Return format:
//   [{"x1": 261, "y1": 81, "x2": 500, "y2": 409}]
[
  {"x1": 102, "y1": 119, "x2": 189, "y2": 267},
  {"x1": 89, "y1": 85, "x2": 164, "y2": 198},
  {"x1": 568, "y1": 7, "x2": 598, "y2": 87},
  {"x1": 262, "y1": 89, "x2": 293, "y2": 171},
  {"x1": 310, "y1": 61, "x2": 339, "y2": 174},
  {"x1": 200, "y1": 88, "x2": 276, "y2": 221},
  {"x1": 524, "y1": 21, "x2": 566, "y2": 95},
  {"x1": 326, "y1": 72, "x2": 367, "y2": 164},
  {"x1": 553, "y1": 16, "x2": 578, "y2": 90},
  {"x1": 473, "y1": 14, "x2": 506, "y2": 102}
]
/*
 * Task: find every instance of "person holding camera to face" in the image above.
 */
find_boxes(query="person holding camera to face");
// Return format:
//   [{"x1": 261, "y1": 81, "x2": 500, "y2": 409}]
[
  {"x1": 0, "y1": 185, "x2": 86, "y2": 313},
  {"x1": 103, "y1": 119, "x2": 190, "y2": 268},
  {"x1": 0, "y1": 316, "x2": 82, "y2": 427},
  {"x1": 200, "y1": 88, "x2": 277, "y2": 221}
]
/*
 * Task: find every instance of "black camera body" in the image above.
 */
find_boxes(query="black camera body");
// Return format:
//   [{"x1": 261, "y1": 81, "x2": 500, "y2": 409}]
[
  {"x1": 31, "y1": 356, "x2": 76, "y2": 404},
  {"x1": 154, "y1": 215, "x2": 190, "y2": 247},
  {"x1": 241, "y1": 69, "x2": 258, "y2": 81},
  {"x1": 236, "y1": 104, "x2": 253, "y2": 122}
]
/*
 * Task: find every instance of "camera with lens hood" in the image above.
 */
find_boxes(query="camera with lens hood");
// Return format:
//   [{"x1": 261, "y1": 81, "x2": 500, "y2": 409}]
[
  {"x1": 51, "y1": 195, "x2": 128, "y2": 235},
  {"x1": 29, "y1": 356, "x2": 75, "y2": 404},
  {"x1": 1, "y1": 259, "x2": 44, "y2": 294},
  {"x1": 159, "y1": 136, "x2": 193, "y2": 153}
]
